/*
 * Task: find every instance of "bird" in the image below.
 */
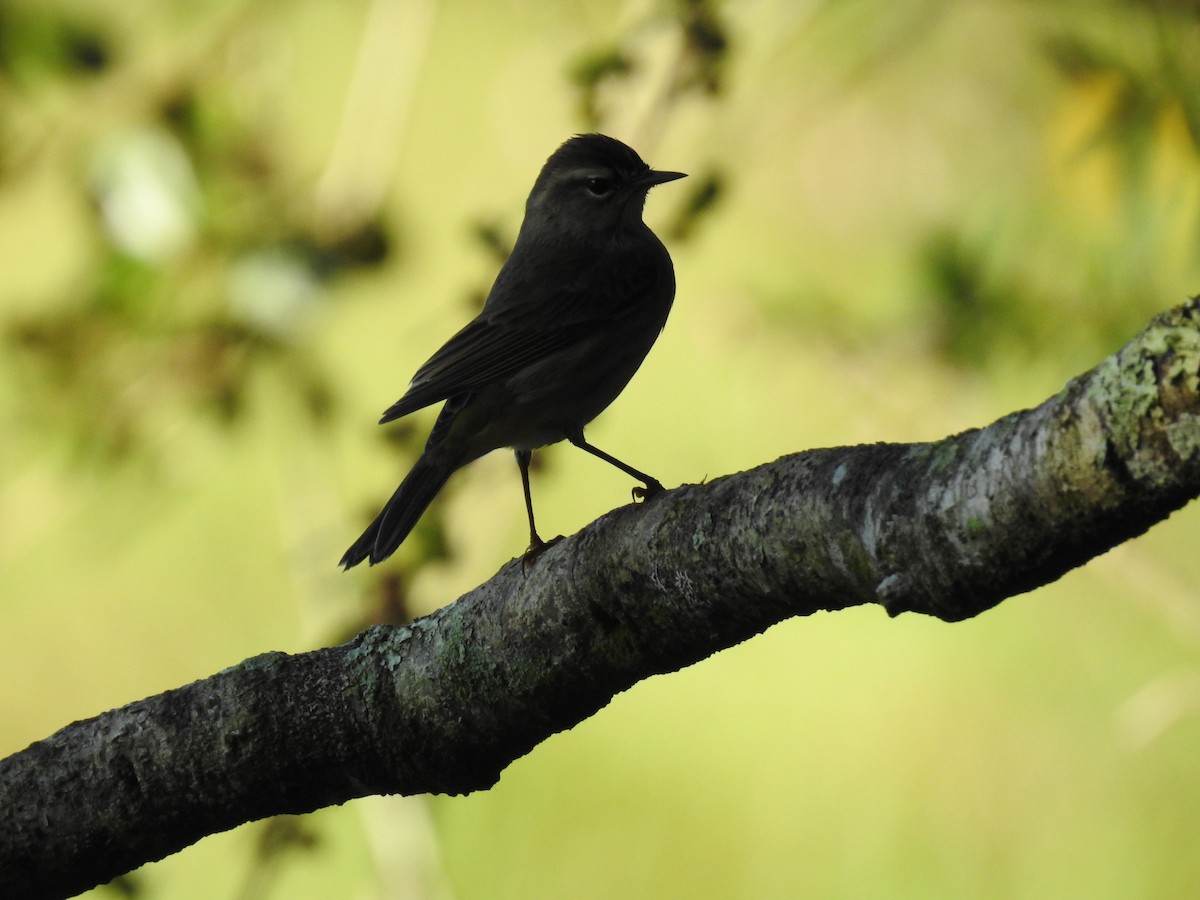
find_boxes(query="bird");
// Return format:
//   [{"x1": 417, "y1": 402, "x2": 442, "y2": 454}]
[{"x1": 341, "y1": 133, "x2": 685, "y2": 569}]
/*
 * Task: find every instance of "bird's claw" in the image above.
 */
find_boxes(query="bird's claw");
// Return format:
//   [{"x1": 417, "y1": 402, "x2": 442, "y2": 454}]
[
  {"x1": 632, "y1": 479, "x2": 665, "y2": 502},
  {"x1": 522, "y1": 534, "x2": 564, "y2": 570}
]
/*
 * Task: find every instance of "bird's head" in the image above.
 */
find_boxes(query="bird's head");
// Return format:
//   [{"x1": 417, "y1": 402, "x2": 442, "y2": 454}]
[{"x1": 523, "y1": 134, "x2": 685, "y2": 241}]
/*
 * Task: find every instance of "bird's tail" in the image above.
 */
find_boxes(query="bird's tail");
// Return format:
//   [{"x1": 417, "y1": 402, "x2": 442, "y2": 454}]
[{"x1": 340, "y1": 456, "x2": 453, "y2": 569}]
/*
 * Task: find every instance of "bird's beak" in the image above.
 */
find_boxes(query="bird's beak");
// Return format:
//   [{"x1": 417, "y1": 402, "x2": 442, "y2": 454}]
[{"x1": 640, "y1": 169, "x2": 687, "y2": 189}]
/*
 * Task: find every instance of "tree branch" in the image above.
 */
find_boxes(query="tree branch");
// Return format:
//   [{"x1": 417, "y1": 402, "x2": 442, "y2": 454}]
[{"x1": 4, "y1": 298, "x2": 1200, "y2": 899}]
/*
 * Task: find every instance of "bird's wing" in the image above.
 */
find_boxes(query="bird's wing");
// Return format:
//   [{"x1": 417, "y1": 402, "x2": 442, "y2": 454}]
[
  {"x1": 378, "y1": 251, "x2": 664, "y2": 424},
  {"x1": 379, "y1": 315, "x2": 591, "y2": 422}
]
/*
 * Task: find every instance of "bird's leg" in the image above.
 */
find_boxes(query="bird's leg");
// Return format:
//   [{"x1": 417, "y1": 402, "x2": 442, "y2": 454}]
[
  {"x1": 566, "y1": 433, "x2": 664, "y2": 501},
  {"x1": 516, "y1": 449, "x2": 543, "y2": 547},
  {"x1": 516, "y1": 449, "x2": 561, "y2": 564}
]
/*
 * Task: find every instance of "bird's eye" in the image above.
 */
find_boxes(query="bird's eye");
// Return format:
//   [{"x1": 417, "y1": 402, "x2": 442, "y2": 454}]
[{"x1": 585, "y1": 176, "x2": 614, "y2": 197}]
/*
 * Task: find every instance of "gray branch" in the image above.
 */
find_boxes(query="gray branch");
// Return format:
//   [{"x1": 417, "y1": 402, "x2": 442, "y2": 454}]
[{"x1": 4, "y1": 298, "x2": 1200, "y2": 899}]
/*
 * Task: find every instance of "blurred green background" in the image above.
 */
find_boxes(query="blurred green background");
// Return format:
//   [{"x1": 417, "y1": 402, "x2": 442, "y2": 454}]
[{"x1": 3, "y1": 0, "x2": 1200, "y2": 897}]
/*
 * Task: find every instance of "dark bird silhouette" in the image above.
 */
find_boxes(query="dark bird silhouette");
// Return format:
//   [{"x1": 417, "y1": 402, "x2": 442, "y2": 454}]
[{"x1": 342, "y1": 134, "x2": 684, "y2": 568}]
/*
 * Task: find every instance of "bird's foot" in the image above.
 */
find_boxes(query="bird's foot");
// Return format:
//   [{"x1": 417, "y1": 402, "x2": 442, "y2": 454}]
[
  {"x1": 522, "y1": 533, "x2": 564, "y2": 570},
  {"x1": 632, "y1": 478, "x2": 665, "y2": 502}
]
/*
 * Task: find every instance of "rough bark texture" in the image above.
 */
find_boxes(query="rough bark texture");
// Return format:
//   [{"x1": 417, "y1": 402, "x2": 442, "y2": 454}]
[{"x1": 3, "y1": 298, "x2": 1200, "y2": 899}]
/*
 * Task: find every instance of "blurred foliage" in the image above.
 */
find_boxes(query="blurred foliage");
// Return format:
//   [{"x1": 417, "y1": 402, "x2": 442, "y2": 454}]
[
  {"x1": 570, "y1": 0, "x2": 729, "y2": 128},
  {"x1": 2, "y1": 6, "x2": 390, "y2": 457},
  {"x1": 233, "y1": 816, "x2": 321, "y2": 900},
  {"x1": 0, "y1": 5, "x2": 112, "y2": 82},
  {"x1": 920, "y1": 227, "x2": 1035, "y2": 366}
]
